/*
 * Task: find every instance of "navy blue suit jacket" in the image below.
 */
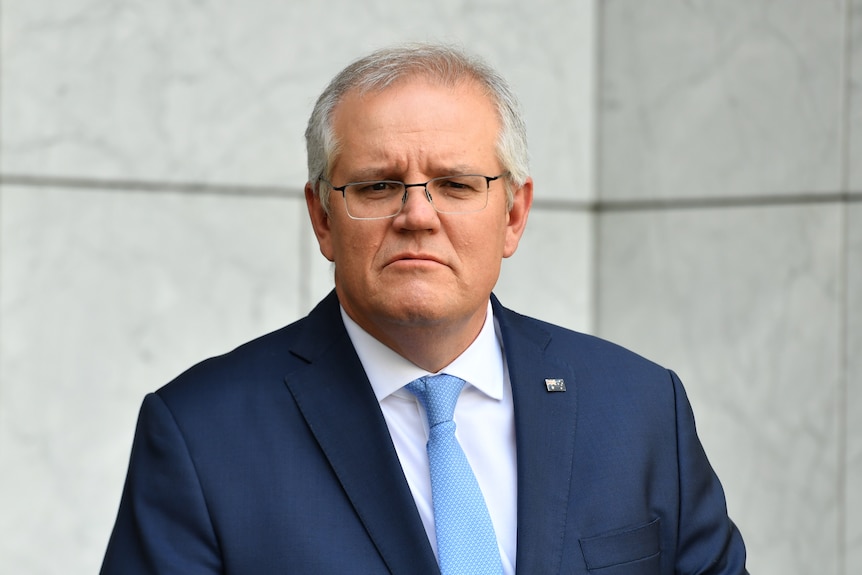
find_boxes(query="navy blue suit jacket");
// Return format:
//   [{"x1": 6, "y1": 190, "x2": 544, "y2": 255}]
[{"x1": 101, "y1": 291, "x2": 747, "y2": 574}]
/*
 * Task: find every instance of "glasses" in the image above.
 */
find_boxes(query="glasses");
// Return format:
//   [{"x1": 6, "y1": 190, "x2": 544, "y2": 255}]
[{"x1": 323, "y1": 173, "x2": 507, "y2": 220}]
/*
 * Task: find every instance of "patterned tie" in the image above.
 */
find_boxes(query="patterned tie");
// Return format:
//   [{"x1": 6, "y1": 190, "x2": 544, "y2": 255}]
[{"x1": 406, "y1": 374, "x2": 503, "y2": 575}]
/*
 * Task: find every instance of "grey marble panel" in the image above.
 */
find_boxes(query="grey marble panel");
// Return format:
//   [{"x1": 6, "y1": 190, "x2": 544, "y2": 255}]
[
  {"x1": 0, "y1": 186, "x2": 305, "y2": 574},
  {"x1": 847, "y1": 202, "x2": 862, "y2": 574},
  {"x1": 599, "y1": 0, "x2": 845, "y2": 200},
  {"x1": 850, "y1": 0, "x2": 862, "y2": 191},
  {"x1": 596, "y1": 204, "x2": 844, "y2": 575},
  {"x1": 1, "y1": 0, "x2": 594, "y2": 202},
  {"x1": 495, "y1": 207, "x2": 593, "y2": 332}
]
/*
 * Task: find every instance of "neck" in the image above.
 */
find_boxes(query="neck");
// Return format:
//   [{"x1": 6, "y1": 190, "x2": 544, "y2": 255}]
[{"x1": 348, "y1": 305, "x2": 489, "y2": 373}]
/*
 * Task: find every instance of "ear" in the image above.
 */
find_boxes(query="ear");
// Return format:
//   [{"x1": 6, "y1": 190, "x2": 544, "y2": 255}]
[
  {"x1": 503, "y1": 177, "x2": 533, "y2": 258},
  {"x1": 305, "y1": 182, "x2": 335, "y2": 262}
]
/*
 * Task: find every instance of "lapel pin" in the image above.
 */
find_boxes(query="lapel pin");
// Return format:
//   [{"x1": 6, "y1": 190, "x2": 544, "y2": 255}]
[{"x1": 544, "y1": 378, "x2": 566, "y2": 392}]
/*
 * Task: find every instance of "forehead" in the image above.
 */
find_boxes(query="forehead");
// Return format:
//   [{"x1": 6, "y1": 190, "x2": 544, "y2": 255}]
[{"x1": 329, "y1": 77, "x2": 500, "y2": 174}]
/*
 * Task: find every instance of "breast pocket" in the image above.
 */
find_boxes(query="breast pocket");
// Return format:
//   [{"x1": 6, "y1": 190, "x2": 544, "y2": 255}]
[{"x1": 578, "y1": 518, "x2": 661, "y2": 574}]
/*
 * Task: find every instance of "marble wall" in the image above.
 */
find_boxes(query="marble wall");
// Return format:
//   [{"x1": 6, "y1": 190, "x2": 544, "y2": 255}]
[
  {"x1": 1, "y1": 0, "x2": 858, "y2": 574},
  {"x1": 596, "y1": 1, "x2": 861, "y2": 575},
  {"x1": 0, "y1": 1, "x2": 594, "y2": 573}
]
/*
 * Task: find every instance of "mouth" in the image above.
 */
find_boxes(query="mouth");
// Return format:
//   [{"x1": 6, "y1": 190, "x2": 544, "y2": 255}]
[{"x1": 385, "y1": 253, "x2": 446, "y2": 267}]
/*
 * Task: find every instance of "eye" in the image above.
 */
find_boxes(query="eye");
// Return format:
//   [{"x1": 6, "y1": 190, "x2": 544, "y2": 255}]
[
  {"x1": 433, "y1": 176, "x2": 484, "y2": 196},
  {"x1": 353, "y1": 181, "x2": 400, "y2": 194},
  {"x1": 440, "y1": 179, "x2": 475, "y2": 191}
]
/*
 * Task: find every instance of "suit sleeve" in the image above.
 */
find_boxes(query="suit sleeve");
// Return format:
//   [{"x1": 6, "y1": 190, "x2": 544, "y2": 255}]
[
  {"x1": 671, "y1": 370, "x2": 749, "y2": 574},
  {"x1": 100, "y1": 393, "x2": 222, "y2": 574}
]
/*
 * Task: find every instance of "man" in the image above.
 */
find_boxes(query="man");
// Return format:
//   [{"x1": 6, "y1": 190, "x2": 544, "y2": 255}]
[{"x1": 102, "y1": 43, "x2": 748, "y2": 574}]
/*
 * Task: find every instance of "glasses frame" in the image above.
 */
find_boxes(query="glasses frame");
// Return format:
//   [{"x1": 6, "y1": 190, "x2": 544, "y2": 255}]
[{"x1": 323, "y1": 173, "x2": 508, "y2": 220}]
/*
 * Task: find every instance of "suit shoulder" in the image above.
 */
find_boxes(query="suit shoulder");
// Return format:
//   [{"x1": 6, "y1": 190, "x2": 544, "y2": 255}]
[
  {"x1": 155, "y1": 292, "x2": 349, "y2": 412},
  {"x1": 499, "y1": 305, "x2": 665, "y2": 368},
  {"x1": 154, "y1": 316, "x2": 312, "y2": 409},
  {"x1": 495, "y1": 303, "x2": 673, "y2": 394},
  {"x1": 553, "y1": 324, "x2": 667, "y2": 374}
]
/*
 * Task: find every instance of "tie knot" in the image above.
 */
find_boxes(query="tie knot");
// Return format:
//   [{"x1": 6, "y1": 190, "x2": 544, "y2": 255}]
[{"x1": 405, "y1": 374, "x2": 466, "y2": 427}]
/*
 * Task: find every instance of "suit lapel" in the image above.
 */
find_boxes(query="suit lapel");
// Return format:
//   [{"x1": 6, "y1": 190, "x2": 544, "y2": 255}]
[
  {"x1": 283, "y1": 293, "x2": 439, "y2": 575},
  {"x1": 494, "y1": 298, "x2": 579, "y2": 575},
  {"x1": 284, "y1": 294, "x2": 580, "y2": 574}
]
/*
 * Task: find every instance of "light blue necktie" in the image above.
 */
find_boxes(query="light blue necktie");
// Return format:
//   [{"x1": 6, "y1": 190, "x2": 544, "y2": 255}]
[{"x1": 406, "y1": 374, "x2": 503, "y2": 575}]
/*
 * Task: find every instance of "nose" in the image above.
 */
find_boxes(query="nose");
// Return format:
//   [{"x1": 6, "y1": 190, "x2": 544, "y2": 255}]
[{"x1": 394, "y1": 184, "x2": 439, "y2": 228}]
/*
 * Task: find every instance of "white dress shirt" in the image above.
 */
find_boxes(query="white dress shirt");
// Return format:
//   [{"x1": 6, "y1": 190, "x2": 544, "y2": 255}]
[{"x1": 341, "y1": 302, "x2": 517, "y2": 575}]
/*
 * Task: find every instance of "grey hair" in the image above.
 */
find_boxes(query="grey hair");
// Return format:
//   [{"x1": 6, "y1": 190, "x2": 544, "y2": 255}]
[{"x1": 304, "y1": 43, "x2": 529, "y2": 212}]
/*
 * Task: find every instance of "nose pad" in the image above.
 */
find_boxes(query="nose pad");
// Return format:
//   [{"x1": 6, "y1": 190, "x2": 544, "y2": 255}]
[{"x1": 399, "y1": 186, "x2": 436, "y2": 216}]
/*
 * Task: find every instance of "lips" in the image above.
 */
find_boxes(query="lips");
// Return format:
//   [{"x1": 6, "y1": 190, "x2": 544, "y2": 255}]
[{"x1": 385, "y1": 253, "x2": 446, "y2": 267}]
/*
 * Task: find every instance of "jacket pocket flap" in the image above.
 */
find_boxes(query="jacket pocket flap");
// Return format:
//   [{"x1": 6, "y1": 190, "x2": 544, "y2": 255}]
[{"x1": 579, "y1": 518, "x2": 661, "y2": 570}]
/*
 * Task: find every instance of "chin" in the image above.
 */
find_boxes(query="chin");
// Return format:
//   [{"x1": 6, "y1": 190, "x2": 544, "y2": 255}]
[
  {"x1": 384, "y1": 301, "x2": 449, "y2": 327},
  {"x1": 383, "y1": 291, "x2": 481, "y2": 330}
]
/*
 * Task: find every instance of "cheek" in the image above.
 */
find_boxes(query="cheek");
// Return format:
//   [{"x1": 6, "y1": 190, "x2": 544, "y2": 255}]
[
  {"x1": 452, "y1": 227, "x2": 506, "y2": 272},
  {"x1": 331, "y1": 225, "x2": 386, "y2": 271}
]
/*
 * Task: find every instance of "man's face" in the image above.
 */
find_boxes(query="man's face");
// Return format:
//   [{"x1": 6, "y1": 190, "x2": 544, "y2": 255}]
[{"x1": 306, "y1": 77, "x2": 532, "y2": 352}]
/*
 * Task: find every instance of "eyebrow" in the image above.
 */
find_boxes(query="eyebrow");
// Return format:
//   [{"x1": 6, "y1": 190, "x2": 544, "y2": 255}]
[
  {"x1": 343, "y1": 168, "x2": 389, "y2": 182},
  {"x1": 345, "y1": 165, "x2": 484, "y2": 182}
]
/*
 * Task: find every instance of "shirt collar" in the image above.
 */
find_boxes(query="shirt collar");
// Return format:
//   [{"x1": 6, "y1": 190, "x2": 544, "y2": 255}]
[{"x1": 340, "y1": 301, "x2": 504, "y2": 402}]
